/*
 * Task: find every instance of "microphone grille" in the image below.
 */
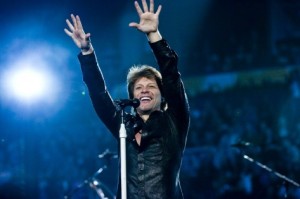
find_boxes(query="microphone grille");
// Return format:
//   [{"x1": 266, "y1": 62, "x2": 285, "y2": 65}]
[{"x1": 132, "y1": 98, "x2": 140, "y2": 108}]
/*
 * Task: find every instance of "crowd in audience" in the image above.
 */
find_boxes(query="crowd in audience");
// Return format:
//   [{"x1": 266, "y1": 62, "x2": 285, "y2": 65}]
[{"x1": 181, "y1": 73, "x2": 300, "y2": 198}]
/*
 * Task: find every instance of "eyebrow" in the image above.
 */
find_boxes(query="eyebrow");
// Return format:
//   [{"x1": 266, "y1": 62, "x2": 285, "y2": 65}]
[{"x1": 135, "y1": 82, "x2": 157, "y2": 87}]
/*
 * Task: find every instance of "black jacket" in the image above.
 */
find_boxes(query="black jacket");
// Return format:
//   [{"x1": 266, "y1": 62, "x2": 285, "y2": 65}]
[{"x1": 78, "y1": 39, "x2": 190, "y2": 199}]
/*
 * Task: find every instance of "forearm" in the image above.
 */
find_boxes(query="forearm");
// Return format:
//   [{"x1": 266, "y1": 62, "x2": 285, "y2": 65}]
[
  {"x1": 78, "y1": 52, "x2": 120, "y2": 138},
  {"x1": 149, "y1": 39, "x2": 178, "y2": 76},
  {"x1": 151, "y1": 39, "x2": 189, "y2": 119},
  {"x1": 78, "y1": 52, "x2": 106, "y2": 91}
]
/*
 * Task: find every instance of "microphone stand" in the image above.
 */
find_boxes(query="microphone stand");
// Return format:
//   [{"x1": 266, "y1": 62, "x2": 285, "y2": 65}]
[
  {"x1": 232, "y1": 142, "x2": 300, "y2": 198},
  {"x1": 114, "y1": 102, "x2": 128, "y2": 199},
  {"x1": 64, "y1": 165, "x2": 107, "y2": 199},
  {"x1": 119, "y1": 109, "x2": 127, "y2": 199},
  {"x1": 113, "y1": 98, "x2": 139, "y2": 199},
  {"x1": 64, "y1": 149, "x2": 116, "y2": 199},
  {"x1": 242, "y1": 154, "x2": 299, "y2": 198}
]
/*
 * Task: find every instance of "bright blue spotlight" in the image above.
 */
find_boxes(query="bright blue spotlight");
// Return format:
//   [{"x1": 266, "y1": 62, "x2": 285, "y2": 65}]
[
  {"x1": 1, "y1": 57, "x2": 60, "y2": 106},
  {"x1": 8, "y1": 67, "x2": 50, "y2": 102}
]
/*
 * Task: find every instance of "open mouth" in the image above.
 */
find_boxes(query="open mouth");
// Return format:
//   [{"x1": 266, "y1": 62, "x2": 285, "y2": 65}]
[{"x1": 140, "y1": 96, "x2": 152, "y2": 103}]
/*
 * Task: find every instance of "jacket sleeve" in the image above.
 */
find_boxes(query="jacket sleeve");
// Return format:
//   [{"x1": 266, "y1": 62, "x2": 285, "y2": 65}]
[
  {"x1": 78, "y1": 52, "x2": 120, "y2": 139},
  {"x1": 148, "y1": 39, "x2": 190, "y2": 142}
]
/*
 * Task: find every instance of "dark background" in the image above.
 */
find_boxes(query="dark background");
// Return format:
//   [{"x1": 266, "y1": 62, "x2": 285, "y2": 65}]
[{"x1": 1, "y1": 0, "x2": 300, "y2": 198}]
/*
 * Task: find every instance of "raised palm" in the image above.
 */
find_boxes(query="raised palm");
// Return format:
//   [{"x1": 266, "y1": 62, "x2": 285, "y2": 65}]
[
  {"x1": 129, "y1": 0, "x2": 162, "y2": 33},
  {"x1": 64, "y1": 14, "x2": 91, "y2": 50}
]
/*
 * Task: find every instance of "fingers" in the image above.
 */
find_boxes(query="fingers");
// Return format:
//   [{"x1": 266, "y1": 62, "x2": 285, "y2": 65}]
[
  {"x1": 65, "y1": 14, "x2": 86, "y2": 37},
  {"x1": 141, "y1": 0, "x2": 149, "y2": 12},
  {"x1": 64, "y1": 28, "x2": 72, "y2": 37},
  {"x1": 134, "y1": 0, "x2": 160, "y2": 15},
  {"x1": 65, "y1": 14, "x2": 78, "y2": 35},
  {"x1": 65, "y1": 18, "x2": 74, "y2": 32},
  {"x1": 149, "y1": 0, "x2": 154, "y2": 13},
  {"x1": 85, "y1": 33, "x2": 91, "y2": 41},
  {"x1": 129, "y1": 22, "x2": 139, "y2": 28},
  {"x1": 134, "y1": 1, "x2": 143, "y2": 17},
  {"x1": 76, "y1": 15, "x2": 84, "y2": 30},
  {"x1": 70, "y1": 14, "x2": 78, "y2": 30},
  {"x1": 155, "y1": 5, "x2": 162, "y2": 16}
]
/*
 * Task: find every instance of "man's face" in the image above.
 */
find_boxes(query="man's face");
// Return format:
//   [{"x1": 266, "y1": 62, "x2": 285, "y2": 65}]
[{"x1": 133, "y1": 77, "x2": 162, "y2": 115}]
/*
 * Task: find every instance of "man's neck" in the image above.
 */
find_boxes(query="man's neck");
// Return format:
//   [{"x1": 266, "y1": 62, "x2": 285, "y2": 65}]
[
  {"x1": 137, "y1": 109, "x2": 162, "y2": 122},
  {"x1": 139, "y1": 113, "x2": 150, "y2": 122}
]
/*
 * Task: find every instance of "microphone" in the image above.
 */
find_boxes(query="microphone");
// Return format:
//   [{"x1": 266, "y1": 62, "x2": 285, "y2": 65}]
[{"x1": 114, "y1": 98, "x2": 140, "y2": 108}]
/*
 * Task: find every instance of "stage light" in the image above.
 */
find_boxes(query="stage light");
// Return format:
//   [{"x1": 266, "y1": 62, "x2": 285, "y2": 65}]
[
  {"x1": 7, "y1": 67, "x2": 49, "y2": 102},
  {"x1": 0, "y1": 53, "x2": 61, "y2": 106}
]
